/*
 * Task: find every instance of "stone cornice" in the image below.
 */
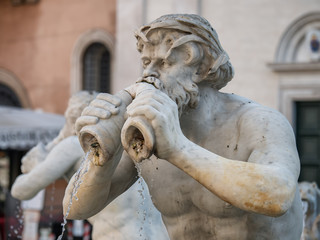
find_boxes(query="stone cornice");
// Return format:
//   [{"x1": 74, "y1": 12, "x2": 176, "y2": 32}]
[{"x1": 268, "y1": 62, "x2": 320, "y2": 72}]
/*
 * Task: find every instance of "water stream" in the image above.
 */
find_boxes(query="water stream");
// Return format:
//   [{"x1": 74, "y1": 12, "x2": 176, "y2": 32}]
[
  {"x1": 57, "y1": 150, "x2": 154, "y2": 240},
  {"x1": 135, "y1": 162, "x2": 151, "y2": 240},
  {"x1": 57, "y1": 150, "x2": 91, "y2": 240},
  {"x1": 49, "y1": 181, "x2": 55, "y2": 225},
  {"x1": 8, "y1": 198, "x2": 23, "y2": 239}
]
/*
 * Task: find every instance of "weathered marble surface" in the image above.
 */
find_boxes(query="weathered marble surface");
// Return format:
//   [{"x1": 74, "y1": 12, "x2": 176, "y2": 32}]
[
  {"x1": 90, "y1": 179, "x2": 169, "y2": 240},
  {"x1": 64, "y1": 14, "x2": 303, "y2": 239}
]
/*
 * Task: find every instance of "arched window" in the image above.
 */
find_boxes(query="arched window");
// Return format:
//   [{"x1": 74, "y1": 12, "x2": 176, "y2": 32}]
[
  {"x1": 0, "y1": 83, "x2": 21, "y2": 107},
  {"x1": 82, "y1": 42, "x2": 110, "y2": 93},
  {"x1": 0, "y1": 68, "x2": 30, "y2": 108},
  {"x1": 70, "y1": 29, "x2": 114, "y2": 94},
  {"x1": 273, "y1": 12, "x2": 320, "y2": 64}
]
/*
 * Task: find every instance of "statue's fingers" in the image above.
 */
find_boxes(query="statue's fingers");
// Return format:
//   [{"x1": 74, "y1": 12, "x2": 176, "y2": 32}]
[
  {"x1": 127, "y1": 97, "x2": 163, "y2": 113},
  {"x1": 133, "y1": 89, "x2": 174, "y2": 109},
  {"x1": 151, "y1": 91, "x2": 177, "y2": 107},
  {"x1": 75, "y1": 116, "x2": 98, "y2": 134},
  {"x1": 127, "y1": 105, "x2": 159, "y2": 121},
  {"x1": 90, "y1": 99, "x2": 120, "y2": 115},
  {"x1": 149, "y1": 93, "x2": 179, "y2": 117},
  {"x1": 82, "y1": 106, "x2": 111, "y2": 119},
  {"x1": 96, "y1": 93, "x2": 122, "y2": 107}
]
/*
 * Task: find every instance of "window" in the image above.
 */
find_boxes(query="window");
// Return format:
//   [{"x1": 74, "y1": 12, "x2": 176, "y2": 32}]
[
  {"x1": 0, "y1": 83, "x2": 21, "y2": 107},
  {"x1": 296, "y1": 101, "x2": 320, "y2": 185},
  {"x1": 70, "y1": 29, "x2": 114, "y2": 94},
  {"x1": 82, "y1": 43, "x2": 110, "y2": 93}
]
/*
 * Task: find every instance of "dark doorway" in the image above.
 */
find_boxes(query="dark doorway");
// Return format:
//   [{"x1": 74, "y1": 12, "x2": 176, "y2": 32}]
[{"x1": 296, "y1": 101, "x2": 320, "y2": 185}]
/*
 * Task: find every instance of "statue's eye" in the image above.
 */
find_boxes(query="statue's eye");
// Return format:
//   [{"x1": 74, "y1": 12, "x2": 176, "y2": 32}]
[
  {"x1": 160, "y1": 59, "x2": 171, "y2": 68},
  {"x1": 142, "y1": 59, "x2": 151, "y2": 68}
]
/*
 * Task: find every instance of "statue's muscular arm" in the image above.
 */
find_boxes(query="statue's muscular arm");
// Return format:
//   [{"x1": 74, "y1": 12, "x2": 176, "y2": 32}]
[
  {"x1": 12, "y1": 136, "x2": 83, "y2": 200},
  {"x1": 177, "y1": 107, "x2": 300, "y2": 216},
  {"x1": 63, "y1": 92, "x2": 138, "y2": 219},
  {"x1": 63, "y1": 149, "x2": 137, "y2": 219},
  {"x1": 177, "y1": 110, "x2": 299, "y2": 216},
  {"x1": 127, "y1": 89, "x2": 300, "y2": 217}
]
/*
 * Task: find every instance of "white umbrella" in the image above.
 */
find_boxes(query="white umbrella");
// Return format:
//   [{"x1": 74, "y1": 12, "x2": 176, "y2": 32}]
[{"x1": 0, "y1": 106, "x2": 65, "y2": 150}]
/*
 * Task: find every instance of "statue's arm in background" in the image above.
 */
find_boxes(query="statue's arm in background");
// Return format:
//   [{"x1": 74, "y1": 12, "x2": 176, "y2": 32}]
[
  {"x1": 11, "y1": 135, "x2": 83, "y2": 200},
  {"x1": 127, "y1": 89, "x2": 300, "y2": 217}
]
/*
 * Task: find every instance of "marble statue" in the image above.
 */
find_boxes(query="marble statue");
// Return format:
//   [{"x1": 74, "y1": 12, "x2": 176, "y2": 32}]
[
  {"x1": 64, "y1": 14, "x2": 303, "y2": 239},
  {"x1": 11, "y1": 91, "x2": 169, "y2": 240},
  {"x1": 11, "y1": 91, "x2": 96, "y2": 200},
  {"x1": 299, "y1": 182, "x2": 320, "y2": 240}
]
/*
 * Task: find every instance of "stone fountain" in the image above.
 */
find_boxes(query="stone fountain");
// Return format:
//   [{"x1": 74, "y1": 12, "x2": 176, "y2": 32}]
[{"x1": 63, "y1": 14, "x2": 304, "y2": 239}]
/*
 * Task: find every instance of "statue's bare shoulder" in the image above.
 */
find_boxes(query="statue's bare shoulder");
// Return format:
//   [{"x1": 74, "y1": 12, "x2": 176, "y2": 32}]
[{"x1": 233, "y1": 95, "x2": 300, "y2": 169}]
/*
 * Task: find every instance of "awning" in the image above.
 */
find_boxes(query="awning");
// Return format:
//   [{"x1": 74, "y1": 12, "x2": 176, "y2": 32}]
[{"x1": 0, "y1": 106, "x2": 65, "y2": 150}]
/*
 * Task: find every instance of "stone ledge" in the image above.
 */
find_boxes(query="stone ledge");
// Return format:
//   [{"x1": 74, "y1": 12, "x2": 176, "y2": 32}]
[{"x1": 268, "y1": 62, "x2": 320, "y2": 72}]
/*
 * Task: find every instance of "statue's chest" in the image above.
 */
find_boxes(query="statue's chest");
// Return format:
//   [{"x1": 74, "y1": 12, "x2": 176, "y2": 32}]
[
  {"x1": 139, "y1": 156, "x2": 245, "y2": 219},
  {"x1": 182, "y1": 120, "x2": 251, "y2": 162}
]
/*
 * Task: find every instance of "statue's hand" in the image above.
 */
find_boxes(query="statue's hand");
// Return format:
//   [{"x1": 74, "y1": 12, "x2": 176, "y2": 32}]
[
  {"x1": 126, "y1": 89, "x2": 186, "y2": 160},
  {"x1": 75, "y1": 93, "x2": 122, "y2": 135}
]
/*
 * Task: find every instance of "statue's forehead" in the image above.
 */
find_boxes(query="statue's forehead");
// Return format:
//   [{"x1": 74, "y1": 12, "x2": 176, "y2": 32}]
[
  {"x1": 140, "y1": 41, "x2": 171, "y2": 59},
  {"x1": 139, "y1": 30, "x2": 179, "y2": 57}
]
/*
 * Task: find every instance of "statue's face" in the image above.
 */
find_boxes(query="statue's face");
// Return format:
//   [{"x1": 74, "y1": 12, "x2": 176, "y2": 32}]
[
  {"x1": 140, "y1": 31, "x2": 199, "y2": 93},
  {"x1": 138, "y1": 30, "x2": 200, "y2": 114}
]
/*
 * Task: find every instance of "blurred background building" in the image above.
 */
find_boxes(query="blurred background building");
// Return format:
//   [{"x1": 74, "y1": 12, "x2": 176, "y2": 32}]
[
  {"x1": 0, "y1": 0, "x2": 116, "y2": 238},
  {"x1": 0, "y1": 0, "x2": 320, "y2": 239}
]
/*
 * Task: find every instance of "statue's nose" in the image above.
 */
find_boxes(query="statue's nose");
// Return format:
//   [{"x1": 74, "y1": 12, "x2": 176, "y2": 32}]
[{"x1": 143, "y1": 65, "x2": 160, "y2": 78}]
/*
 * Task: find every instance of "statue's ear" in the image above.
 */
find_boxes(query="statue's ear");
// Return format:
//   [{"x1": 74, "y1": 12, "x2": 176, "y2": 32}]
[
  {"x1": 184, "y1": 43, "x2": 215, "y2": 81},
  {"x1": 184, "y1": 42, "x2": 203, "y2": 65}
]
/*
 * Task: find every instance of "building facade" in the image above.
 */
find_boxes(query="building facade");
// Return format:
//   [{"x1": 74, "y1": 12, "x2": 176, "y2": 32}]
[{"x1": 0, "y1": 0, "x2": 116, "y2": 113}]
